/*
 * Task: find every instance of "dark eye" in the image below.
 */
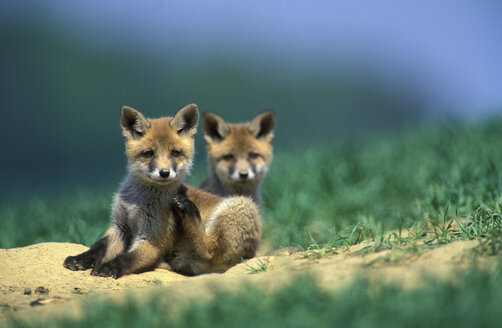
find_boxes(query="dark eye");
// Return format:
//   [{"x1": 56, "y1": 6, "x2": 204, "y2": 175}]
[
  {"x1": 249, "y1": 152, "x2": 259, "y2": 159},
  {"x1": 142, "y1": 150, "x2": 154, "y2": 158},
  {"x1": 222, "y1": 154, "x2": 234, "y2": 161},
  {"x1": 171, "y1": 149, "x2": 181, "y2": 157}
]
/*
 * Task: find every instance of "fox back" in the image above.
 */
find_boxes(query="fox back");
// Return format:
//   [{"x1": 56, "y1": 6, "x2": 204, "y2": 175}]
[{"x1": 199, "y1": 110, "x2": 275, "y2": 205}]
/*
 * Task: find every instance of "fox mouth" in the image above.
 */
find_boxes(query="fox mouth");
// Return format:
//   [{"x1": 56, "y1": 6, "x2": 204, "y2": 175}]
[
  {"x1": 149, "y1": 177, "x2": 177, "y2": 185},
  {"x1": 142, "y1": 173, "x2": 178, "y2": 185},
  {"x1": 231, "y1": 176, "x2": 255, "y2": 184},
  {"x1": 152, "y1": 179, "x2": 175, "y2": 185}
]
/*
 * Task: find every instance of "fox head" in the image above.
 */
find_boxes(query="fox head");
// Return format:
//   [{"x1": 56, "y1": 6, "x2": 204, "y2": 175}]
[
  {"x1": 120, "y1": 104, "x2": 199, "y2": 186},
  {"x1": 202, "y1": 110, "x2": 275, "y2": 189}
]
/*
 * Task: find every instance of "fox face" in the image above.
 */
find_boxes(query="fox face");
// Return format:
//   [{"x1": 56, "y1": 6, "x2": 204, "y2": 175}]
[
  {"x1": 202, "y1": 110, "x2": 275, "y2": 190},
  {"x1": 120, "y1": 104, "x2": 199, "y2": 185}
]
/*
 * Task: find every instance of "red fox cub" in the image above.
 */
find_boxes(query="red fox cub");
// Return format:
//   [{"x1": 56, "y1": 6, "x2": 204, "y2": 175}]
[
  {"x1": 199, "y1": 110, "x2": 275, "y2": 205},
  {"x1": 63, "y1": 104, "x2": 261, "y2": 278}
]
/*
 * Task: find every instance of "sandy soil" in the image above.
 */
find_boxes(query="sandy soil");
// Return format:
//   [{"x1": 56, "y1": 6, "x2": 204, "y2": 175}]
[{"x1": 0, "y1": 239, "x2": 496, "y2": 322}]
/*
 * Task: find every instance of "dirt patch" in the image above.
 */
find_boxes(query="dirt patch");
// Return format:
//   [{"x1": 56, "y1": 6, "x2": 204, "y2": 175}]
[{"x1": 0, "y1": 239, "x2": 496, "y2": 322}]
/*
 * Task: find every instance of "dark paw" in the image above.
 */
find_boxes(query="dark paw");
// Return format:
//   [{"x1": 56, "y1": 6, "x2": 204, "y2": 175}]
[
  {"x1": 172, "y1": 195, "x2": 189, "y2": 211},
  {"x1": 172, "y1": 195, "x2": 201, "y2": 221},
  {"x1": 91, "y1": 260, "x2": 124, "y2": 279},
  {"x1": 63, "y1": 254, "x2": 94, "y2": 271}
]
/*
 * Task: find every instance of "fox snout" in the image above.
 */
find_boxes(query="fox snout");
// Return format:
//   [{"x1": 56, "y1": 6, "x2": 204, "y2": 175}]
[
  {"x1": 153, "y1": 166, "x2": 173, "y2": 180},
  {"x1": 233, "y1": 159, "x2": 256, "y2": 181},
  {"x1": 148, "y1": 162, "x2": 178, "y2": 182}
]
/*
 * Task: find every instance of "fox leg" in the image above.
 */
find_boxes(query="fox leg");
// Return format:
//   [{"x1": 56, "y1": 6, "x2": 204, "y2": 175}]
[
  {"x1": 91, "y1": 239, "x2": 161, "y2": 279},
  {"x1": 202, "y1": 197, "x2": 262, "y2": 272},
  {"x1": 172, "y1": 195, "x2": 211, "y2": 261},
  {"x1": 63, "y1": 227, "x2": 125, "y2": 271}
]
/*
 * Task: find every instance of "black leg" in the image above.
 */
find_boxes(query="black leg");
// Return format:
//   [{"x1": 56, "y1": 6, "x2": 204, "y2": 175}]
[
  {"x1": 63, "y1": 236, "x2": 108, "y2": 271},
  {"x1": 172, "y1": 194, "x2": 211, "y2": 262},
  {"x1": 91, "y1": 240, "x2": 161, "y2": 279},
  {"x1": 91, "y1": 254, "x2": 128, "y2": 279},
  {"x1": 172, "y1": 194, "x2": 202, "y2": 224}
]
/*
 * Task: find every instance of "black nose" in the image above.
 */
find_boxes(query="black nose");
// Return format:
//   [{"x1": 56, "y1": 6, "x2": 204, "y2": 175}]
[
  {"x1": 159, "y1": 169, "x2": 170, "y2": 178},
  {"x1": 239, "y1": 172, "x2": 249, "y2": 179}
]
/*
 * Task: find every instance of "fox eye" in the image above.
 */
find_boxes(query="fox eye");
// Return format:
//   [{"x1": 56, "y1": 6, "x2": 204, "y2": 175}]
[
  {"x1": 249, "y1": 152, "x2": 259, "y2": 159},
  {"x1": 222, "y1": 154, "x2": 234, "y2": 161},
  {"x1": 142, "y1": 150, "x2": 154, "y2": 158},
  {"x1": 171, "y1": 149, "x2": 181, "y2": 157}
]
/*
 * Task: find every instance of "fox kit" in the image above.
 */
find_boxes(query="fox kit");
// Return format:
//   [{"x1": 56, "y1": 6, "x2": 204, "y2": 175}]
[
  {"x1": 63, "y1": 104, "x2": 261, "y2": 278},
  {"x1": 199, "y1": 110, "x2": 275, "y2": 205}
]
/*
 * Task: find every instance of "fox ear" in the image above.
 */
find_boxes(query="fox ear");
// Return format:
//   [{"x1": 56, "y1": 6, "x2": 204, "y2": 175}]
[
  {"x1": 120, "y1": 106, "x2": 151, "y2": 140},
  {"x1": 202, "y1": 112, "x2": 230, "y2": 143},
  {"x1": 249, "y1": 109, "x2": 275, "y2": 142},
  {"x1": 170, "y1": 103, "x2": 199, "y2": 137}
]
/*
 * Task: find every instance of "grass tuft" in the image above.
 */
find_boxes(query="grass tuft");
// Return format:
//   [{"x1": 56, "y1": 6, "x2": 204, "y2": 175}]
[{"x1": 245, "y1": 257, "x2": 270, "y2": 274}]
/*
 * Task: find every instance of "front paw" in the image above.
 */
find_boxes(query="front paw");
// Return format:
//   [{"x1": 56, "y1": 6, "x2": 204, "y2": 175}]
[
  {"x1": 173, "y1": 195, "x2": 201, "y2": 222},
  {"x1": 173, "y1": 195, "x2": 189, "y2": 211},
  {"x1": 63, "y1": 254, "x2": 94, "y2": 271},
  {"x1": 91, "y1": 260, "x2": 124, "y2": 279}
]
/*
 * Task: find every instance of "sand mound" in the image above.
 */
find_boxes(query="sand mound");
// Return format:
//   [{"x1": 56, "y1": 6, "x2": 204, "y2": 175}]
[{"x1": 0, "y1": 239, "x2": 495, "y2": 322}]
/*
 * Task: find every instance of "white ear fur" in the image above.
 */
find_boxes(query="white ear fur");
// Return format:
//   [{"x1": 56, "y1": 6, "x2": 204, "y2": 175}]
[
  {"x1": 249, "y1": 109, "x2": 275, "y2": 142},
  {"x1": 170, "y1": 103, "x2": 199, "y2": 137},
  {"x1": 120, "y1": 106, "x2": 151, "y2": 140},
  {"x1": 202, "y1": 112, "x2": 230, "y2": 142}
]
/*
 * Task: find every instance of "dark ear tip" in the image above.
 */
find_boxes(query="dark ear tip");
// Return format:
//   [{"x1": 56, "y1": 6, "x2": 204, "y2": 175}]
[
  {"x1": 258, "y1": 109, "x2": 276, "y2": 127},
  {"x1": 262, "y1": 109, "x2": 276, "y2": 118},
  {"x1": 202, "y1": 111, "x2": 216, "y2": 121},
  {"x1": 120, "y1": 105, "x2": 136, "y2": 116},
  {"x1": 181, "y1": 104, "x2": 199, "y2": 121},
  {"x1": 183, "y1": 104, "x2": 199, "y2": 120},
  {"x1": 249, "y1": 108, "x2": 275, "y2": 139},
  {"x1": 185, "y1": 103, "x2": 199, "y2": 111}
]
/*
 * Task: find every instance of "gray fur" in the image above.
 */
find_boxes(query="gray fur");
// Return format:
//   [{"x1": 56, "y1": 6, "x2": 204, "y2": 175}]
[{"x1": 112, "y1": 173, "x2": 177, "y2": 248}]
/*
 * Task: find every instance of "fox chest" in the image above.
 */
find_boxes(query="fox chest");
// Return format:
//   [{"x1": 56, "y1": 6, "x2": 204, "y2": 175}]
[{"x1": 123, "y1": 203, "x2": 176, "y2": 238}]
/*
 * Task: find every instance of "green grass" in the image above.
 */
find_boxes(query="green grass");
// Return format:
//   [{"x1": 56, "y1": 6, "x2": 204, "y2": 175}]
[
  {"x1": 0, "y1": 189, "x2": 111, "y2": 248},
  {"x1": 262, "y1": 119, "x2": 502, "y2": 249},
  {"x1": 2, "y1": 118, "x2": 502, "y2": 327},
  {"x1": 1, "y1": 119, "x2": 502, "y2": 250},
  {"x1": 245, "y1": 257, "x2": 270, "y2": 274},
  {"x1": 6, "y1": 260, "x2": 502, "y2": 328}
]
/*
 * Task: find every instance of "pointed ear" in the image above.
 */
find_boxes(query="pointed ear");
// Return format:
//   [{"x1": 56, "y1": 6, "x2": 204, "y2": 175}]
[
  {"x1": 170, "y1": 103, "x2": 199, "y2": 137},
  {"x1": 202, "y1": 112, "x2": 230, "y2": 143},
  {"x1": 249, "y1": 109, "x2": 275, "y2": 142},
  {"x1": 120, "y1": 106, "x2": 151, "y2": 140}
]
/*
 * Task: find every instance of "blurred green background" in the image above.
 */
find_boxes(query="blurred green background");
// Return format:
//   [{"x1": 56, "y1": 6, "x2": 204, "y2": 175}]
[
  {"x1": 0, "y1": 23, "x2": 426, "y2": 194},
  {"x1": 0, "y1": 1, "x2": 501, "y2": 196}
]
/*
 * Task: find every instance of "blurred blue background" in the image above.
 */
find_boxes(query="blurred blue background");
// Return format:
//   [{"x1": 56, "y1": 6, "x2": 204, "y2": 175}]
[{"x1": 1, "y1": 0, "x2": 501, "y2": 193}]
